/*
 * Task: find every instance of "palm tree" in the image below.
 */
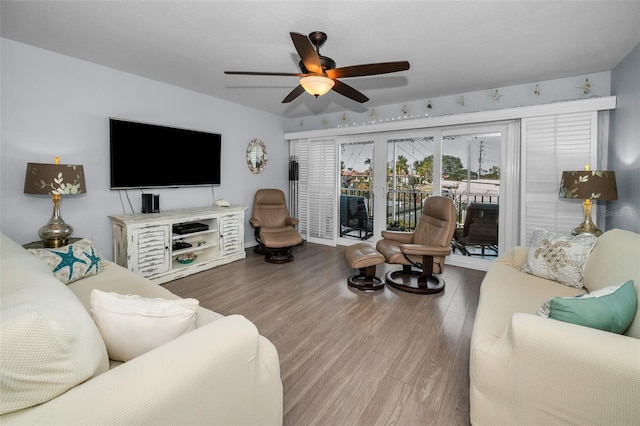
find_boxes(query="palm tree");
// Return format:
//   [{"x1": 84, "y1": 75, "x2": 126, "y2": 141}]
[
  {"x1": 364, "y1": 157, "x2": 372, "y2": 172},
  {"x1": 414, "y1": 155, "x2": 433, "y2": 183},
  {"x1": 395, "y1": 155, "x2": 409, "y2": 175}
]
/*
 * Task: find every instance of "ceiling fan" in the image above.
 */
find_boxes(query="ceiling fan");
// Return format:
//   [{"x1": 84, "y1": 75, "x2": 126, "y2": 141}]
[{"x1": 224, "y1": 31, "x2": 410, "y2": 104}]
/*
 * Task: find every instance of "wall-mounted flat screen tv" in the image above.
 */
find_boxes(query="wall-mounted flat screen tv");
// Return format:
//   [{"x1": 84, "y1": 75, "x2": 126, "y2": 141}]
[{"x1": 110, "y1": 118, "x2": 221, "y2": 189}]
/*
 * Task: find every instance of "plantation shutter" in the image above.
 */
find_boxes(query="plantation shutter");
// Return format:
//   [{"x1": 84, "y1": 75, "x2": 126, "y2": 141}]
[
  {"x1": 521, "y1": 111, "x2": 597, "y2": 244},
  {"x1": 290, "y1": 137, "x2": 337, "y2": 245},
  {"x1": 290, "y1": 139, "x2": 308, "y2": 238}
]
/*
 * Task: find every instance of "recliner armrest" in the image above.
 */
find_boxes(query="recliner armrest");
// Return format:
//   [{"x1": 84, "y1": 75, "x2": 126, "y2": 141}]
[
  {"x1": 250, "y1": 218, "x2": 261, "y2": 228},
  {"x1": 285, "y1": 217, "x2": 299, "y2": 226},
  {"x1": 399, "y1": 244, "x2": 452, "y2": 257},
  {"x1": 380, "y1": 230, "x2": 414, "y2": 243}
]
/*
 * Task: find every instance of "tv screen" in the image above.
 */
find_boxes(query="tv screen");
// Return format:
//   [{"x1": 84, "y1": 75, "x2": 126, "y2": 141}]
[{"x1": 110, "y1": 118, "x2": 221, "y2": 189}]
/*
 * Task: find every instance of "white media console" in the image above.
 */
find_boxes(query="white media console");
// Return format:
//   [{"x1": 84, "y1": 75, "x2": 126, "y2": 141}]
[{"x1": 109, "y1": 205, "x2": 246, "y2": 284}]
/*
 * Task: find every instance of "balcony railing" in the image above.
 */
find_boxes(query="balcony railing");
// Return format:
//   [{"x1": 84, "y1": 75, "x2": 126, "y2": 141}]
[
  {"x1": 339, "y1": 188, "x2": 499, "y2": 233},
  {"x1": 387, "y1": 190, "x2": 499, "y2": 231}
]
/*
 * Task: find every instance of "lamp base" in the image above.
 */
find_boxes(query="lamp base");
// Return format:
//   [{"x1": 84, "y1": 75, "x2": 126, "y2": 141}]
[
  {"x1": 571, "y1": 199, "x2": 603, "y2": 237},
  {"x1": 38, "y1": 223, "x2": 73, "y2": 248},
  {"x1": 571, "y1": 225, "x2": 603, "y2": 237},
  {"x1": 38, "y1": 195, "x2": 74, "y2": 248}
]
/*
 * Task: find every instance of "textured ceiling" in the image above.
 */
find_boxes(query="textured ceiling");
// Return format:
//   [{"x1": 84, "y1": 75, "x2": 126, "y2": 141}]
[{"x1": 2, "y1": 1, "x2": 639, "y2": 118}]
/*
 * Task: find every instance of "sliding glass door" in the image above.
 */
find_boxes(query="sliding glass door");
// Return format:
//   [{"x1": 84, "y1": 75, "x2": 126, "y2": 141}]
[
  {"x1": 337, "y1": 137, "x2": 376, "y2": 244},
  {"x1": 386, "y1": 132, "x2": 437, "y2": 232},
  {"x1": 381, "y1": 123, "x2": 518, "y2": 270},
  {"x1": 442, "y1": 131, "x2": 501, "y2": 258}
]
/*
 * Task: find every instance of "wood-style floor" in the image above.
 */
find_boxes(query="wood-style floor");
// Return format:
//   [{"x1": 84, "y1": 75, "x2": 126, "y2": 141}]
[{"x1": 163, "y1": 242, "x2": 485, "y2": 426}]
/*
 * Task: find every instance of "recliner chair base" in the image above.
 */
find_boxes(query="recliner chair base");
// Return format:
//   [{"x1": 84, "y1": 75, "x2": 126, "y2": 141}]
[
  {"x1": 263, "y1": 246, "x2": 295, "y2": 264},
  {"x1": 253, "y1": 244, "x2": 269, "y2": 255},
  {"x1": 385, "y1": 265, "x2": 445, "y2": 294}
]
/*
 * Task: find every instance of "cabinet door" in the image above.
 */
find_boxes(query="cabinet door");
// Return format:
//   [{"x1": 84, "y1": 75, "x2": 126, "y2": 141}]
[
  {"x1": 131, "y1": 226, "x2": 170, "y2": 277},
  {"x1": 219, "y1": 214, "x2": 242, "y2": 256}
]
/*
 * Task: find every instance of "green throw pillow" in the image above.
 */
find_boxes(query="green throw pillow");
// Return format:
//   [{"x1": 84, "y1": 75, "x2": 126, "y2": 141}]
[{"x1": 537, "y1": 280, "x2": 637, "y2": 334}]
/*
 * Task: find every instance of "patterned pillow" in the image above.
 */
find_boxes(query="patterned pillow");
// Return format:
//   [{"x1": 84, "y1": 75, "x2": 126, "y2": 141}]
[
  {"x1": 520, "y1": 229, "x2": 597, "y2": 288},
  {"x1": 28, "y1": 238, "x2": 102, "y2": 284},
  {"x1": 537, "y1": 280, "x2": 637, "y2": 334}
]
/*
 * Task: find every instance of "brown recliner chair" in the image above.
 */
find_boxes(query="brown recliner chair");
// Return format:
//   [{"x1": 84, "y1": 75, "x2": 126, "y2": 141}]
[
  {"x1": 376, "y1": 196, "x2": 457, "y2": 294},
  {"x1": 250, "y1": 188, "x2": 303, "y2": 263}
]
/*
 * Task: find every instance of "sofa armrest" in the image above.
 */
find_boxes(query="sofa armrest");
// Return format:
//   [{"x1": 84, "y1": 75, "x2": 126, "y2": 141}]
[
  {"x1": 471, "y1": 313, "x2": 640, "y2": 426},
  {"x1": 2, "y1": 315, "x2": 283, "y2": 426},
  {"x1": 493, "y1": 246, "x2": 529, "y2": 269}
]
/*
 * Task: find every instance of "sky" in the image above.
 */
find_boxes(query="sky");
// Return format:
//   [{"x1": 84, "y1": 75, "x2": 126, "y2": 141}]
[{"x1": 341, "y1": 133, "x2": 501, "y2": 176}]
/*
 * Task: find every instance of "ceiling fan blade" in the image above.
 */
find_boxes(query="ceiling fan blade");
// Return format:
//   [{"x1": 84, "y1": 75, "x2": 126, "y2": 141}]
[
  {"x1": 225, "y1": 71, "x2": 306, "y2": 77},
  {"x1": 282, "y1": 85, "x2": 306, "y2": 103},
  {"x1": 290, "y1": 32, "x2": 323, "y2": 75},
  {"x1": 326, "y1": 61, "x2": 410, "y2": 79},
  {"x1": 332, "y1": 79, "x2": 369, "y2": 103}
]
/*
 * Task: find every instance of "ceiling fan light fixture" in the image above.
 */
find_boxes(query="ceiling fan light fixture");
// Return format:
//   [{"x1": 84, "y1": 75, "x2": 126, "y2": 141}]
[
  {"x1": 226, "y1": 31, "x2": 408, "y2": 104},
  {"x1": 300, "y1": 75, "x2": 335, "y2": 97}
]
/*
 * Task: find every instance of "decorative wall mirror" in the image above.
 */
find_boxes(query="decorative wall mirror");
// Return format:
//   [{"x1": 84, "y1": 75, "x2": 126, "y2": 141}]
[{"x1": 247, "y1": 138, "x2": 268, "y2": 174}]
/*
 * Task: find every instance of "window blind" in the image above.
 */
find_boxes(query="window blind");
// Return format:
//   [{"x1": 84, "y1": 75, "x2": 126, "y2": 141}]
[
  {"x1": 290, "y1": 137, "x2": 337, "y2": 245},
  {"x1": 521, "y1": 111, "x2": 597, "y2": 244}
]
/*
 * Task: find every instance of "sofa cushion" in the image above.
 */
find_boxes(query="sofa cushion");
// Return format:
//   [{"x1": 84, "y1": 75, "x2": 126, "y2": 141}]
[
  {"x1": 520, "y1": 229, "x2": 596, "y2": 288},
  {"x1": 68, "y1": 260, "x2": 223, "y2": 327},
  {"x1": 27, "y1": 238, "x2": 102, "y2": 284},
  {"x1": 0, "y1": 233, "x2": 109, "y2": 415},
  {"x1": 90, "y1": 289, "x2": 199, "y2": 362},
  {"x1": 537, "y1": 280, "x2": 637, "y2": 334}
]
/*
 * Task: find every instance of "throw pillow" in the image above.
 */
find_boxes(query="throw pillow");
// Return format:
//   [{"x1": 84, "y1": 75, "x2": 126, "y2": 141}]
[
  {"x1": 90, "y1": 289, "x2": 199, "y2": 362},
  {"x1": 28, "y1": 238, "x2": 102, "y2": 284},
  {"x1": 537, "y1": 280, "x2": 637, "y2": 334},
  {"x1": 520, "y1": 229, "x2": 597, "y2": 288}
]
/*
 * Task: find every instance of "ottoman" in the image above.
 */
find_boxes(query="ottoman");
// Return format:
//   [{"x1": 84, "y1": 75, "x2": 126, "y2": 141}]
[{"x1": 343, "y1": 243, "x2": 385, "y2": 291}]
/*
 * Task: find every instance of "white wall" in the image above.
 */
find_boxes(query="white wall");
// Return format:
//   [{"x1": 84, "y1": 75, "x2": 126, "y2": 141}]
[
  {"x1": 1, "y1": 39, "x2": 287, "y2": 259},
  {"x1": 607, "y1": 43, "x2": 640, "y2": 232}
]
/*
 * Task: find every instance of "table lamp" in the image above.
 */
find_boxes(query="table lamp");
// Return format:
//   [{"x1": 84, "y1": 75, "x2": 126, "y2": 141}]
[
  {"x1": 559, "y1": 165, "x2": 617, "y2": 237},
  {"x1": 24, "y1": 157, "x2": 86, "y2": 247}
]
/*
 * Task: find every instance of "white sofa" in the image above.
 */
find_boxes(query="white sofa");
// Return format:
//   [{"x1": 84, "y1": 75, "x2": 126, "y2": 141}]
[
  {"x1": 470, "y1": 228, "x2": 640, "y2": 425},
  {"x1": 0, "y1": 232, "x2": 283, "y2": 425}
]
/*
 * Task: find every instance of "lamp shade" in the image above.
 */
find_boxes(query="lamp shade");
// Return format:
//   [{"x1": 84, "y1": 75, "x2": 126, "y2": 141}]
[
  {"x1": 24, "y1": 162, "x2": 86, "y2": 196},
  {"x1": 559, "y1": 170, "x2": 617, "y2": 201},
  {"x1": 300, "y1": 75, "x2": 335, "y2": 97}
]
